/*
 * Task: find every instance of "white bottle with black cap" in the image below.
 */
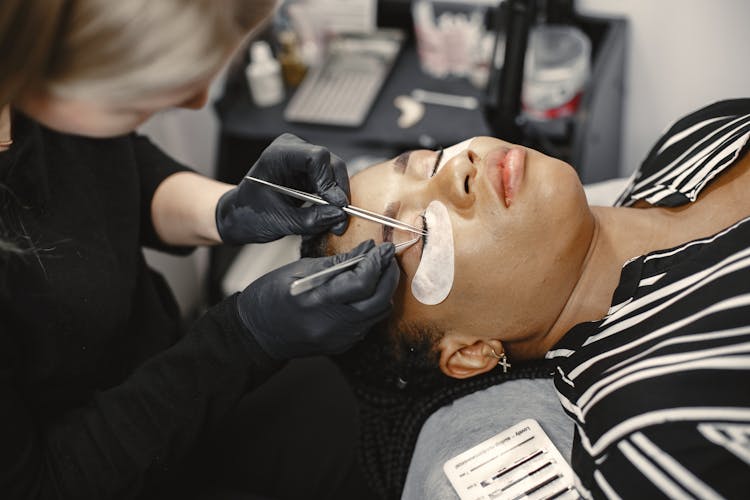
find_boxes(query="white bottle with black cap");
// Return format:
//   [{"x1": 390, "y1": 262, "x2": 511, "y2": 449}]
[{"x1": 246, "y1": 40, "x2": 285, "y2": 107}]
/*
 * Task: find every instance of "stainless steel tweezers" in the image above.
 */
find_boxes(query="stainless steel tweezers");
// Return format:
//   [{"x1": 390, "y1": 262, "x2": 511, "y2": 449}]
[
  {"x1": 289, "y1": 238, "x2": 419, "y2": 296},
  {"x1": 244, "y1": 176, "x2": 427, "y2": 236}
]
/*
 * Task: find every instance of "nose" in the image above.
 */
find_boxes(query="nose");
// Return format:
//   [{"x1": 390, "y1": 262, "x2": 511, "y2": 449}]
[{"x1": 429, "y1": 149, "x2": 478, "y2": 210}]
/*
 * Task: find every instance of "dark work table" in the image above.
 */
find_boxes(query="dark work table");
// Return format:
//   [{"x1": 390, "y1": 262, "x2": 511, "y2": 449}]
[{"x1": 214, "y1": 12, "x2": 626, "y2": 182}]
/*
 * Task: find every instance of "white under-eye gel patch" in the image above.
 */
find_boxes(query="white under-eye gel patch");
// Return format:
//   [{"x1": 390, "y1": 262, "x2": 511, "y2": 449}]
[
  {"x1": 411, "y1": 200, "x2": 454, "y2": 305},
  {"x1": 436, "y1": 138, "x2": 474, "y2": 172}
]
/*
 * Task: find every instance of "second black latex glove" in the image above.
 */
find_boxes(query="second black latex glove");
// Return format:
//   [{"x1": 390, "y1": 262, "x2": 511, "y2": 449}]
[
  {"x1": 236, "y1": 240, "x2": 399, "y2": 359},
  {"x1": 216, "y1": 133, "x2": 350, "y2": 244}
]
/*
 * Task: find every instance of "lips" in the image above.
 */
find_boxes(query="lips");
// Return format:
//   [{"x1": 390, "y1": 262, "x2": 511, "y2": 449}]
[{"x1": 485, "y1": 147, "x2": 526, "y2": 207}]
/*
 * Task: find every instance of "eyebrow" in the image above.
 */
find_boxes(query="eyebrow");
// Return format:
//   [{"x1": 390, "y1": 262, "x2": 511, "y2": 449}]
[{"x1": 393, "y1": 150, "x2": 414, "y2": 174}]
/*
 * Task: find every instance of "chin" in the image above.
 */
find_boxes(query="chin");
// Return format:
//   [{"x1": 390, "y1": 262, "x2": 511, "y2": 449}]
[
  {"x1": 19, "y1": 99, "x2": 142, "y2": 138},
  {"x1": 525, "y1": 158, "x2": 589, "y2": 252},
  {"x1": 534, "y1": 157, "x2": 583, "y2": 203},
  {"x1": 36, "y1": 116, "x2": 138, "y2": 138}
]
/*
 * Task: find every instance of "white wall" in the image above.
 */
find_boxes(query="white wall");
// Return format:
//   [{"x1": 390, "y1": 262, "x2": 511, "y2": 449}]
[{"x1": 576, "y1": 0, "x2": 750, "y2": 174}]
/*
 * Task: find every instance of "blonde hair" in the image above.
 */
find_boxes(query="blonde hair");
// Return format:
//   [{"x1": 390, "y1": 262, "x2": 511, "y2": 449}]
[
  {"x1": 0, "y1": 0, "x2": 277, "y2": 106},
  {"x1": 0, "y1": 0, "x2": 276, "y2": 254}
]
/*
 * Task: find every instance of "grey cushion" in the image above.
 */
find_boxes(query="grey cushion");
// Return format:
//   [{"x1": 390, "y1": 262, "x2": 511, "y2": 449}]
[{"x1": 401, "y1": 378, "x2": 572, "y2": 499}]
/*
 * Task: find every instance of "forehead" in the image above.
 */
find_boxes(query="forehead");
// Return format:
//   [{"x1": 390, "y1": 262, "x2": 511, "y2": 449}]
[{"x1": 347, "y1": 160, "x2": 398, "y2": 213}]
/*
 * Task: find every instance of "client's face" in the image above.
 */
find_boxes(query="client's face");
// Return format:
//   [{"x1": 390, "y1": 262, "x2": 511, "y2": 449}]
[{"x1": 329, "y1": 137, "x2": 593, "y2": 376}]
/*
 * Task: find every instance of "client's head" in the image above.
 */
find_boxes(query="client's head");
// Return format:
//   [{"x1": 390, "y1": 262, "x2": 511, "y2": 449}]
[{"x1": 303, "y1": 136, "x2": 594, "y2": 384}]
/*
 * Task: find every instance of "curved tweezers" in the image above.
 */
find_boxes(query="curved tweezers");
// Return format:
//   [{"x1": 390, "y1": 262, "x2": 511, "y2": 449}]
[{"x1": 245, "y1": 176, "x2": 427, "y2": 236}]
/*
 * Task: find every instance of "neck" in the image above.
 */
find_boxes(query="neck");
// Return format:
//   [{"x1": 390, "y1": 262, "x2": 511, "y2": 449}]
[
  {"x1": 540, "y1": 205, "x2": 676, "y2": 352},
  {"x1": 0, "y1": 106, "x2": 11, "y2": 152},
  {"x1": 523, "y1": 152, "x2": 750, "y2": 358}
]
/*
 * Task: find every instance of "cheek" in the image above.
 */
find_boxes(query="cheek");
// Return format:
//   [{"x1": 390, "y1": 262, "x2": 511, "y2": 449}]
[
  {"x1": 453, "y1": 253, "x2": 501, "y2": 306},
  {"x1": 393, "y1": 277, "x2": 496, "y2": 339},
  {"x1": 392, "y1": 280, "x2": 454, "y2": 331},
  {"x1": 526, "y1": 163, "x2": 586, "y2": 241},
  {"x1": 529, "y1": 155, "x2": 581, "y2": 203},
  {"x1": 350, "y1": 168, "x2": 391, "y2": 208},
  {"x1": 393, "y1": 250, "x2": 484, "y2": 326},
  {"x1": 449, "y1": 220, "x2": 536, "y2": 314}
]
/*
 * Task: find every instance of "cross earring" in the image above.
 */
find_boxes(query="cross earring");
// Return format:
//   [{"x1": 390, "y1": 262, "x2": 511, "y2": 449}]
[{"x1": 489, "y1": 347, "x2": 511, "y2": 373}]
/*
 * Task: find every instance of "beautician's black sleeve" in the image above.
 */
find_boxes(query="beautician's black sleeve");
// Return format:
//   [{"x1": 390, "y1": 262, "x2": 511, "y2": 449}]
[
  {"x1": 0, "y1": 113, "x2": 285, "y2": 498},
  {"x1": 130, "y1": 133, "x2": 196, "y2": 252},
  {"x1": 0, "y1": 294, "x2": 282, "y2": 499}
]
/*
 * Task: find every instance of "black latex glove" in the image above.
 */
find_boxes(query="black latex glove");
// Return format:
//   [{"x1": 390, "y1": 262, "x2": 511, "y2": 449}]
[
  {"x1": 236, "y1": 240, "x2": 399, "y2": 359},
  {"x1": 216, "y1": 133, "x2": 351, "y2": 244}
]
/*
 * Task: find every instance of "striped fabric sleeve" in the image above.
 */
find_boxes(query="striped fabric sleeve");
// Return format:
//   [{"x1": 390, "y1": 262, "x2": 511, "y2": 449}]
[
  {"x1": 615, "y1": 99, "x2": 750, "y2": 207},
  {"x1": 600, "y1": 427, "x2": 743, "y2": 499},
  {"x1": 550, "y1": 216, "x2": 750, "y2": 498}
]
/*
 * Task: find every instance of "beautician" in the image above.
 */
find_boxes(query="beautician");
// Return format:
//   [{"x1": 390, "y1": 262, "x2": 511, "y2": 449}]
[{"x1": 0, "y1": 1, "x2": 398, "y2": 498}]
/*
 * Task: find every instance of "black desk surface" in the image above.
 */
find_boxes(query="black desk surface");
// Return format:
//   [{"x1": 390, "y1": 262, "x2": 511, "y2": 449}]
[{"x1": 215, "y1": 41, "x2": 492, "y2": 152}]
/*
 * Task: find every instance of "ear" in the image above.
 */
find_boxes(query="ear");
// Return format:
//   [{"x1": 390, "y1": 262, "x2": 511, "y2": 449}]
[{"x1": 438, "y1": 337, "x2": 505, "y2": 379}]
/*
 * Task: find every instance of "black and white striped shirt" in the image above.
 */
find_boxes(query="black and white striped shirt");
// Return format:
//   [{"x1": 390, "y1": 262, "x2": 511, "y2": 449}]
[{"x1": 547, "y1": 99, "x2": 750, "y2": 498}]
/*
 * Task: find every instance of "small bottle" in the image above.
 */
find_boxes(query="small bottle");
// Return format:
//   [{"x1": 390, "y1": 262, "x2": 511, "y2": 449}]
[
  {"x1": 277, "y1": 30, "x2": 307, "y2": 88},
  {"x1": 245, "y1": 40, "x2": 285, "y2": 107}
]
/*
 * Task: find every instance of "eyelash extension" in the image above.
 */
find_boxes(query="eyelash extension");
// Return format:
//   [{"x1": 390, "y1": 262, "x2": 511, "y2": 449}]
[
  {"x1": 420, "y1": 213, "x2": 428, "y2": 255},
  {"x1": 430, "y1": 147, "x2": 444, "y2": 177}
]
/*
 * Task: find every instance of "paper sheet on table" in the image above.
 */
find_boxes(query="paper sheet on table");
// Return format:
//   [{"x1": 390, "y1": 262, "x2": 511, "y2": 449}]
[{"x1": 443, "y1": 419, "x2": 578, "y2": 500}]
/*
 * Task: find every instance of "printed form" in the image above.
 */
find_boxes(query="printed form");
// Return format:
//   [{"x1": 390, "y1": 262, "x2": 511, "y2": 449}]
[{"x1": 443, "y1": 419, "x2": 580, "y2": 500}]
